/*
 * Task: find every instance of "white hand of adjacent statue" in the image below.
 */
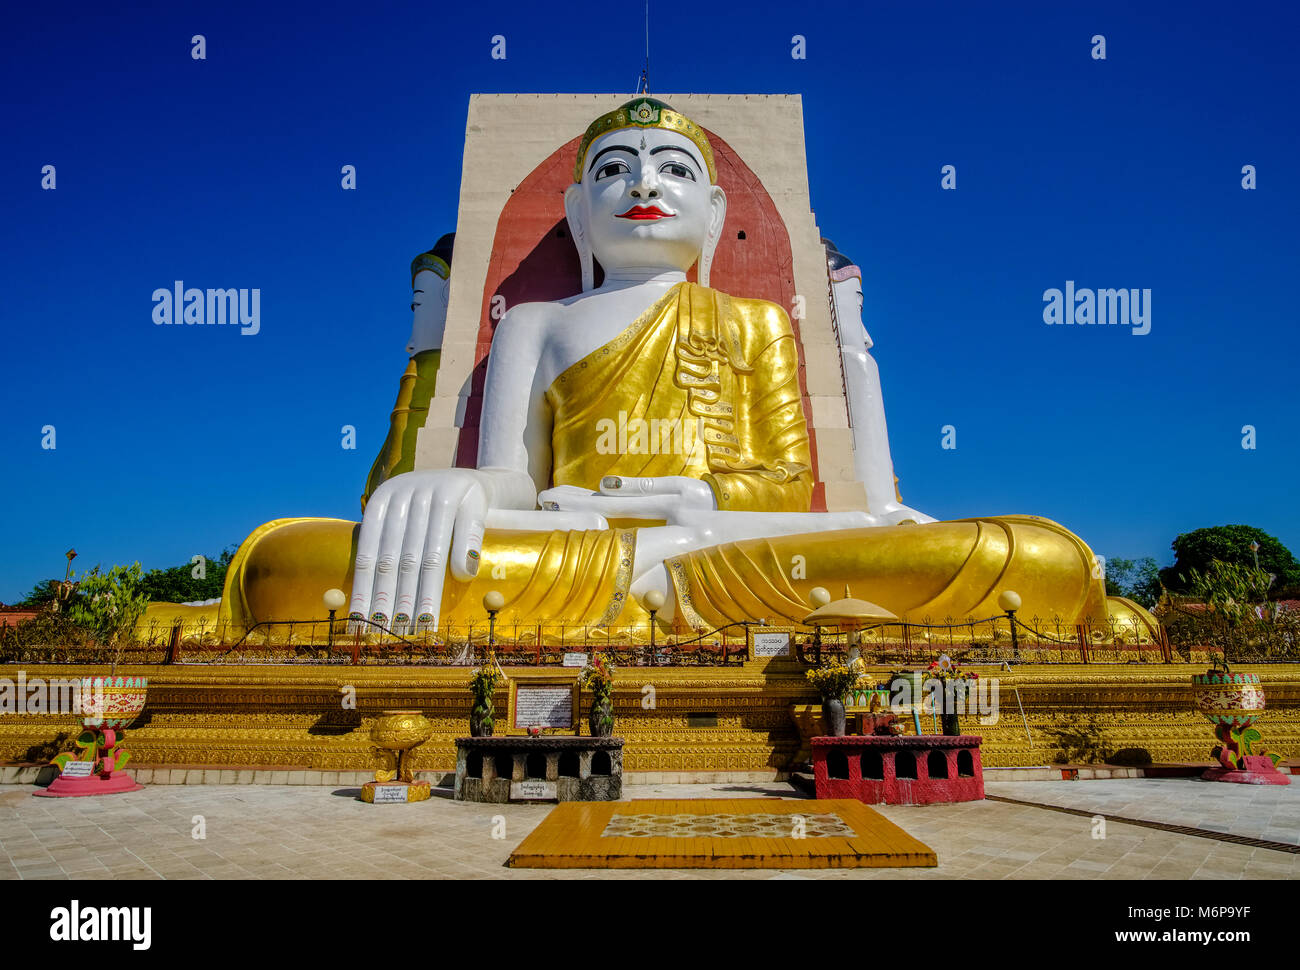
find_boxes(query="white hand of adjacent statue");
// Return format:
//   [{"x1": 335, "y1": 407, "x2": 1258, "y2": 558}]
[
  {"x1": 350, "y1": 467, "x2": 535, "y2": 631},
  {"x1": 876, "y1": 503, "x2": 938, "y2": 526},
  {"x1": 537, "y1": 475, "x2": 717, "y2": 523}
]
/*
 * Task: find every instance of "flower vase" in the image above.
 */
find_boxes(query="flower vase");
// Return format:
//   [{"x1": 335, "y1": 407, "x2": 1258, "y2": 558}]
[
  {"x1": 822, "y1": 697, "x2": 847, "y2": 737},
  {"x1": 589, "y1": 696, "x2": 614, "y2": 737},
  {"x1": 942, "y1": 711, "x2": 961, "y2": 736},
  {"x1": 470, "y1": 704, "x2": 493, "y2": 737}
]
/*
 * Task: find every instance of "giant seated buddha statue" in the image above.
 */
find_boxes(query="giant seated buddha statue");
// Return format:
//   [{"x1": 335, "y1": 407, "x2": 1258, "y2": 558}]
[{"x1": 143, "y1": 98, "x2": 1159, "y2": 642}]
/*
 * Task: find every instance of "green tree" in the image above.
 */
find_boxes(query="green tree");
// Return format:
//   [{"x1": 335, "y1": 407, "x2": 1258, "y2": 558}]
[
  {"x1": 14, "y1": 579, "x2": 62, "y2": 609},
  {"x1": 67, "y1": 563, "x2": 151, "y2": 665},
  {"x1": 1183, "y1": 560, "x2": 1275, "y2": 627},
  {"x1": 138, "y1": 548, "x2": 234, "y2": 603},
  {"x1": 1103, "y1": 557, "x2": 1162, "y2": 609},
  {"x1": 1160, "y1": 525, "x2": 1300, "y2": 592}
]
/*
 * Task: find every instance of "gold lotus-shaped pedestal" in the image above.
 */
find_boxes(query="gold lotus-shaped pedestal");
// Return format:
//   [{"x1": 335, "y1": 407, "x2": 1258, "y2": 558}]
[{"x1": 368, "y1": 709, "x2": 433, "y2": 786}]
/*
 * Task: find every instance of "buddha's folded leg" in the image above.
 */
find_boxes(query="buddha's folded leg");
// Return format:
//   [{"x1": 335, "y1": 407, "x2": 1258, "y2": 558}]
[
  {"x1": 661, "y1": 515, "x2": 1134, "y2": 632},
  {"x1": 138, "y1": 514, "x2": 1159, "y2": 644},
  {"x1": 140, "y1": 518, "x2": 639, "y2": 635},
  {"x1": 138, "y1": 518, "x2": 360, "y2": 636}
]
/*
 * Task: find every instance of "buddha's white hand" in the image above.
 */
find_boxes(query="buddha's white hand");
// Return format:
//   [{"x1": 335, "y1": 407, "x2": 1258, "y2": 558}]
[
  {"x1": 875, "y1": 503, "x2": 938, "y2": 526},
  {"x1": 350, "y1": 467, "x2": 535, "y2": 632},
  {"x1": 538, "y1": 475, "x2": 716, "y2": 523}
]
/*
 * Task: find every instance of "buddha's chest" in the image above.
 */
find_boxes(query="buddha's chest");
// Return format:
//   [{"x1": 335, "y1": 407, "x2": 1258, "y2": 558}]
[{"x1": 537, "y1": 285, "x2": 676, "y2": 389}]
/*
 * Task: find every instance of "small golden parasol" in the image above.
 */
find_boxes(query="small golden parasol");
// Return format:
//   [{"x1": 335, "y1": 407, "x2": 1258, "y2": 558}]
[{"x1": 802, "y1": 585, "x2": 899, "y2": 632}]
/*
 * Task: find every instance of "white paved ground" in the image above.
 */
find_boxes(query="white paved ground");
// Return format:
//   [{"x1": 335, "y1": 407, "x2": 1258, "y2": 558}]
[
  {"x1": 984, "y1": 778, "x2": 1300, "y2": 846},
  {"x1": 0, "y1": 780, "x2": 1295, "y2": 880}
]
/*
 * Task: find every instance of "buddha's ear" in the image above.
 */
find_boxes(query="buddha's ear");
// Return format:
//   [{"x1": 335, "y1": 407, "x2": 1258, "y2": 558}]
[
  {"x1": 699, "y1": 184, "x2": 727, "y2": 288},
  {"x1": 563, "y1": 183, "x2": 594, "y2": 292}
]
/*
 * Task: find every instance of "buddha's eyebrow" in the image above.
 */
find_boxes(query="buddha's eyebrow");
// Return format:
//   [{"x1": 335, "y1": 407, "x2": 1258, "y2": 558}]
[
  {"x1": 588, "y1": 144, "x2": 638, "y2": 172},
  {"x1": 649, "y1": 144, "x2": 703, "y2": 173}
]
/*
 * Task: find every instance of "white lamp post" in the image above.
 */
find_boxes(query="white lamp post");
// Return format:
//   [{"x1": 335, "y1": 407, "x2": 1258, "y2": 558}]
[
  {"x1": 483, "y1": 591, "x2": 505, "y2": 659},
  {"x1": 323, "y1": 588, "x2": 347, "y2": 647},
  {"x1": 641, "y1": 589, "x2": 666, "y2": 665},
  {"x1": 997, "y1": 590, "x2": 1022, "y2": 659}
]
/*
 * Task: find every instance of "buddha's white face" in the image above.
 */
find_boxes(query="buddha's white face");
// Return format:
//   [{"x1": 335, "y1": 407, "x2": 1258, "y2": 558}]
[
  {"x1": 406, "y1": 267, "x2": 450, "y2": 355},
  {"x1": 574, "y1": 127, "x2": 725, "y2": 276},
  {"x1": 831, "y1": 273, "x2": 871, "y2": 351}
]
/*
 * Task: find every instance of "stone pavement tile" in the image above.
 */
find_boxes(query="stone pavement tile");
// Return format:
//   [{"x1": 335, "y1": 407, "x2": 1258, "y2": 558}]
[
  {"x1": 1193, "y1": 857, "x2": 1252, "y2": 876},
  {"x1": 108, "y1": 867, "x2": 163, "y2": 879},
  {"x1": 48, "y1": 845, "x2": 95, "y2": 860},
  {"x1": 1053, "y1": 868, "x2": 1099, "y2": 880},
  {"x1": 61, "y1": 859, "x2": 112, "y2": 875},
  {"x1": 1242, "y1": 861, "x2": 1292, "y2": 878},
  {"x1": 1162, "y1": 843, "x2": 1214, "y2": 861},
  {"x1": 1260, "y1": 830, "x2": 1299, "y2": 844},
  {"x1": 1147, "y1": 862, "x2": 1199, "y2": 879},
  {"x1": 1005, "y1": 863, "x2": 1067, "y2": 879},
  {"x1": 1065, "y1": 859, "x2": 1112, "y2": 872},
  {"x1": 1105, "y1": 865, "x2": 1156, "y2": 879},
  {"x1": 9, "y1": 855, "x2": 57, "y2": 869},
  {"x1": 18, "y1": 866, "x2": 68, "y2": 879}
]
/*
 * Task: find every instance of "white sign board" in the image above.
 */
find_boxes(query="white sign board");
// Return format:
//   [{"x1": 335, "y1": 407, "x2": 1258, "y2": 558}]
[
  {"x1": 60, "y1": 760, "x2": 94, "y2": 778},
  {"x1": 514, "y1": 685, "x2": 574, "y2": 729},
  {"x1": 562, "y1": 652, "x2": 589, "y2": 668},
  {"x1": 752, "y1": 631, "x2": 790, "y2": 657},
  {"x1": 511, "y1": 780, "x2": 558, "y2": 801},
  {"x1": 372, "y1": 784, "x2": 409, "y2": 803}
]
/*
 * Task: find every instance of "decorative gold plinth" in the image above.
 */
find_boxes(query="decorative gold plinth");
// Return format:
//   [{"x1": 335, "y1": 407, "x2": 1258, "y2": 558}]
[
  {"x1": 1, "y1": 661, "x2": 1296, "y2": 773},
  {"x1": 360, "y1": 780, "x2": 431, "y2": 803}
]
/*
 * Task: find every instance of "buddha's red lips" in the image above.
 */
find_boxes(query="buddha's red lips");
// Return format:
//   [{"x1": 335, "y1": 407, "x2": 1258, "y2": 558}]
[{"x1": 616, "y1": 205, "x2": 674, "y2": 220}]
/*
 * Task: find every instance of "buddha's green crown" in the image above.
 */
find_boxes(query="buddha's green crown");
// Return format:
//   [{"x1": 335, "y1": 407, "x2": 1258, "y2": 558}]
[{"x1": 574, "y1": 98, "x2": 717, "y2": 184}]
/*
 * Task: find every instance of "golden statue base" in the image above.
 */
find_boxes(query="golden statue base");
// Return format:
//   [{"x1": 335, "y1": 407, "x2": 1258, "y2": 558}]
[{"x1": 1, "y1": 660, "x2": 1296, "y2": 773}]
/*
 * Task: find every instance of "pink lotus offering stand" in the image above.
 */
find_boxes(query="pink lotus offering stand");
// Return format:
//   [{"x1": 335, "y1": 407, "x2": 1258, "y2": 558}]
[
  {"x1": 1193, "y1": 666, "x2": 1290, "y2": 786},
  {"x1": 35, "y1": 675, "x2": 148, "y2": 798}
]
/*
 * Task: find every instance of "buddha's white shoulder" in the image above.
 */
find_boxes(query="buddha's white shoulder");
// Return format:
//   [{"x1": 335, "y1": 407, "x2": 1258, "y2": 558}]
[{"x1": 494, "y1": 300, "x2": 563, "y2": 343}]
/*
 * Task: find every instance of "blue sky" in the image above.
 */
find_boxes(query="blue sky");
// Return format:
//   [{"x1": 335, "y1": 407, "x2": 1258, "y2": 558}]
[{"x1": 2, "y1": 0, "x2": 1297, "y2": 602}]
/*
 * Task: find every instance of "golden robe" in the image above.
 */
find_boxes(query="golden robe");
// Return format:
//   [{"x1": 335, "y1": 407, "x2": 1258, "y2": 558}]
[
  {"x1": 140, "y1": 282, "x2": 1155, "y2": 641},
  {"x1": 547, "y1": 282, "x2": 812, "y2": 512}
]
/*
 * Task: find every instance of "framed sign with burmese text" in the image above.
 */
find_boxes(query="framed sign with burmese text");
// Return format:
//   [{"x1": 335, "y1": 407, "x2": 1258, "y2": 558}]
[{"x1": 506, "y1": 669, "x2": 580, "y2": 735}]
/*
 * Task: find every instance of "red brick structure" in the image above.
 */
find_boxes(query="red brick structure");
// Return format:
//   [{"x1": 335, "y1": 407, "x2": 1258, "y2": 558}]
[
  {"x1": 812, "y1": 735, "x2": 985, "y2": 805},
  {"x1": 0, "y1": 609, "x2": 37, "y2": 630}
]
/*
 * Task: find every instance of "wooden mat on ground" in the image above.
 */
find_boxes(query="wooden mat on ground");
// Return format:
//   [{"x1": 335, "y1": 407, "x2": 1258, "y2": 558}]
[{"x1": 508, "y1": 798, "x2": 936, "y2": 869}]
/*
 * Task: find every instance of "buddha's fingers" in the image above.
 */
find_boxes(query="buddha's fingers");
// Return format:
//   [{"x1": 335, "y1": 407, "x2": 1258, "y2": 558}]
[
  {"x1": 392, "y1": 490, "x2": 434, "y2": 634},
  {"x1": 368, "y1": 486, "x2": 414, "y2": 629},
  {"x1": 414, "y1": 492, "x2": 459, "y2": 631},
  {"x1": 449, "y1": 482, "x2": 488, "y2": 583},
  {"x1": 599, "y1": 475, "x2": 716, "y2": 509},
  {"x1": 539, "y1": 485, "x2": 673, "y2": 520},
  {"x1": 350, "y1": 485, "x2": 396, "y2": 628}
]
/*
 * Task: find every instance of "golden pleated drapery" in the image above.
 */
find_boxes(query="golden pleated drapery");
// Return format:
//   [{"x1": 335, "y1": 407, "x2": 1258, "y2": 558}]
[{"x1": 547, "y1": 282, "x2": 812, "y2": 512}]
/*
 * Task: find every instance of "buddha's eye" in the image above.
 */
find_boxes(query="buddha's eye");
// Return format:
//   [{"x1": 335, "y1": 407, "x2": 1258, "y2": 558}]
[
  {"x1": 595, "y1": 160, "x2": 630, "y2": 180},
  {"x1": 659, "y1": 161, "x2": 695, "y2": 181},
  {"x1": 410, "y1": 302, "x2": 418, "y2": 311}
]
